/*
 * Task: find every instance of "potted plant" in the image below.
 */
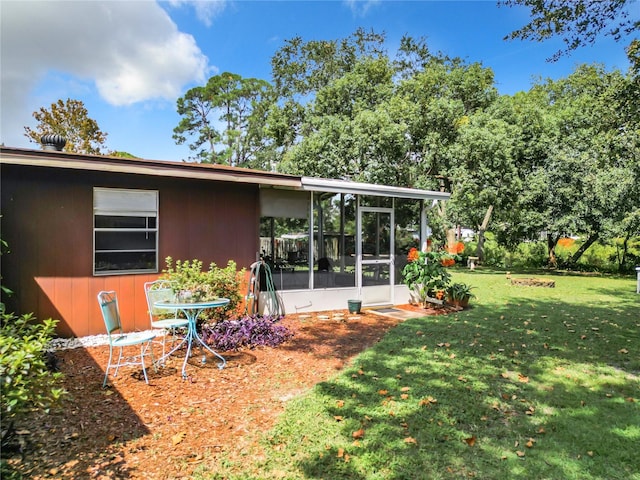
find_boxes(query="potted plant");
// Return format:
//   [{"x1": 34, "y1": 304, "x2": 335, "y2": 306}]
[
  {"x1": 347, "y1": 299, "x2": 362, "y2": 314},
  {"x1": 446, "y1": 282, "x2": 475, "y2": 308},
  {"x1": 402, "y1": 247, "x2": 457, "y2": 307}
]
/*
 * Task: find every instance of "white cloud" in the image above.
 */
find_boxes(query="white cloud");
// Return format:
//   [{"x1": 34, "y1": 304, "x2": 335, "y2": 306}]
[
  {"x1": 0, "y1": 0, "x2": 210, "y2": 146},
  {"x1": 343, "y1": 0, "x2": 381, "y2": 17},
  {"x1": 167, "y1": 0, "x2": 228, "y2": 27}
]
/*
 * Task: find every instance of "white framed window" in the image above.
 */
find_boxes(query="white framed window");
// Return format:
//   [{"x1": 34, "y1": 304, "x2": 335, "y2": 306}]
[{"x1": 93, "y1": 187, "x2": 158, "y2": 275}]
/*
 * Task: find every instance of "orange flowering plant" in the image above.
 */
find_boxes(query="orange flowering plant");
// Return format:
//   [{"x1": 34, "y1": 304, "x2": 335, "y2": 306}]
[
  {"x1": 441, "y1": 257, "x2": 456, "y2": 267},
  {"x1": 402, "y1": 247, "x2": 457, "y2": 303}
]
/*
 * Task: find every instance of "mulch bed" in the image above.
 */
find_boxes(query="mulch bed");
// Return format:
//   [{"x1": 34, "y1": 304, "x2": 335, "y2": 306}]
[{"x1": 3, "y1": 304, "x2": 457, "y2": 479}]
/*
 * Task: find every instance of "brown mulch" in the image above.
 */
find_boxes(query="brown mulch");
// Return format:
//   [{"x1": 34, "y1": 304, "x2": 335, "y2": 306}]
[{"x1": 4, "y1": 304, "x2": 454, "y2": 479}]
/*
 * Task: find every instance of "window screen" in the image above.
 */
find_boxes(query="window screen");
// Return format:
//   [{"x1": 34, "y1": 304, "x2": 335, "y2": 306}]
[{"x1": 93, "y1": 188, "x2": 158, "y2": 275}]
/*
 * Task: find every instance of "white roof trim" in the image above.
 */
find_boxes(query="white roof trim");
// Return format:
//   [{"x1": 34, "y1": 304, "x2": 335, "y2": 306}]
[{"x1": 301, "y1": 177, "x2": 450, "y2": 201}]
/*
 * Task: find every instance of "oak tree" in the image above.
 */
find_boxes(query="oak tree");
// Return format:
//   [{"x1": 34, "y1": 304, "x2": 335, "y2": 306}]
[{"x1": 24, "y1": 98, "x2": 108, "y2": 155}]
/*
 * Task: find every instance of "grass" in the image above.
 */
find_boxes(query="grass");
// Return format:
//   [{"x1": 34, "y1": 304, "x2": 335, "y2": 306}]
[{"x1": 201, "y1": 270, "x2": 639, "y2": 479}]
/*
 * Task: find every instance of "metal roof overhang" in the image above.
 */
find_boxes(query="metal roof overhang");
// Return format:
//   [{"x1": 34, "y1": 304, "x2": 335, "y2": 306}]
[
  {"x1": 0, "y1": 147, "x2": 301, "y2": 188},
  {"x1": 301, "y1": 176, "x2": 450, "y2": 201}
]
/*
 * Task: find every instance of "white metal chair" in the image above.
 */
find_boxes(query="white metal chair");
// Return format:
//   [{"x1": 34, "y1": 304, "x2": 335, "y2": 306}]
[
  {"x1": 97, "y1": 291, "x2": 157, "y2": 387},
  {"x1": 144, "y1": 280, "x2": 189, "y2": 357}
]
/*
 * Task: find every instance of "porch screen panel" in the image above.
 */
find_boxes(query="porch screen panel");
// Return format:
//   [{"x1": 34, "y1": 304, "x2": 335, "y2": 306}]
[
  {"x1": 259, "y1": 188, "x2": 311, "y2": 290},
  {"x1": 93, "y1": 188, "x2": 158, "y2": 275}
]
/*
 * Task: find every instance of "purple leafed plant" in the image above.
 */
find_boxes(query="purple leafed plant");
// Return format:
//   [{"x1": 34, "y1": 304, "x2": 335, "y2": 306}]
[{"x1": 201, "y1": 315, "x2": 294, "y2": 351}]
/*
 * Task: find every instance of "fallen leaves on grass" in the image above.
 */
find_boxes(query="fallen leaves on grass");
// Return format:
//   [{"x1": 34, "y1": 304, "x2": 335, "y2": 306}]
[{"x1": 419, "y1": 396, "x2": 438, "y2": 407}]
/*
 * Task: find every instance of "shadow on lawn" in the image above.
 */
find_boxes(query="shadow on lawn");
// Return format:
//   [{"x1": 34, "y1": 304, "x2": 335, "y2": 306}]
[
  {"x1": 293, "y1": 297, "x2": 639, "y2": 480},
  {"x1": 3, "y1": 347, "x2": 151, "y2": 479}
]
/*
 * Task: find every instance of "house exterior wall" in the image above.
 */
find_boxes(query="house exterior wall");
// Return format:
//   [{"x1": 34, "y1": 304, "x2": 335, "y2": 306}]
[{"x1": 0, "y1": 164, "x2": 260, "y2": 337}]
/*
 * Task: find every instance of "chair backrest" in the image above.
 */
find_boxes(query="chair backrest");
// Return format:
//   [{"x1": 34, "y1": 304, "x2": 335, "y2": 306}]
[
  {"x1": 318, "y1": 257, "x2": 332, "y2": 272},
  {"x1": 144, "y1": 280, "x2": 177, "y2": 318},
  {"x1": 97, "y1": 291, "x2": 122, "y2": 336}
]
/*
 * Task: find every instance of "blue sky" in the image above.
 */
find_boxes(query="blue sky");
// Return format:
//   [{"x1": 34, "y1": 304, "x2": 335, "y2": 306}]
[{"x1": 1, "y1": 1, "x2": 633, "y2": 161}]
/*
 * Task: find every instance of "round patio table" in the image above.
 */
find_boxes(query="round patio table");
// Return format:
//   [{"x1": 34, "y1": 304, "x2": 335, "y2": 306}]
[{"x1": 154, "y1": 298, "x2": 230, "y2": 379}]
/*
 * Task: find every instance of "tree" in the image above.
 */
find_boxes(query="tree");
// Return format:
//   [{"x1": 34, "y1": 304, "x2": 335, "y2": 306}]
[
  {"x1": 24, "y1": 99, "x2": 108, "y2": 155},
  {"x1": 446, "y1": 108, "x2": 522, "y2": 261},
  {"x1": 173, "y1": 73, "x2": 272, "y2": 167},
  {"x1": 481, "y1": 89, "x2": 556, "y2": 249},
  {"x1": 278, "y1": 56, "x2": 404, "y2": 184},
  {"x1": 271, "y1": 30, "x2": 498, "y2": 185},
  {"x1": 501, "y1": 0, "x2": 639, "y2": 61},
  {"x1": 501, "y1": 1, "x2": 638, "y2": 267},
  {"x1": 510, "y1": 65, "x2": 637, "y2": 267},
  {"x1": 269, "y1": 30, "x2": 500, "y2": 248},
  {"x1": 267, "y1": 28, "x2": 388, "y2": 157},
  {"x1": 397, "y1": 59, "x2": 498, "y2": 191}
]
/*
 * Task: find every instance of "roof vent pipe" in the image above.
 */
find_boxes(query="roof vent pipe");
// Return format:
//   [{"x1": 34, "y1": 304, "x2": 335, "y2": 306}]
[{"x1": 41, "y1": 134, "x2": 67, "y2": 151}]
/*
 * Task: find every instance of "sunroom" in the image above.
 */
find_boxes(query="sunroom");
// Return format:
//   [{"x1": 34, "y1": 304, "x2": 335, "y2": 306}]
[{"x1": 258, "y1": 177, "x2": 450, "y2": 314}]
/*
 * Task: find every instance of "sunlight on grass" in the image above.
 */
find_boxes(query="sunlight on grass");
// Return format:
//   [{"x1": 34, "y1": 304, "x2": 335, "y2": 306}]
[
  {"x1": 612, "y1": 424, "x2": 640, "y2": 440},
  {"x1": 205, "y1": 271, "x2": 640, "y2": 480}
]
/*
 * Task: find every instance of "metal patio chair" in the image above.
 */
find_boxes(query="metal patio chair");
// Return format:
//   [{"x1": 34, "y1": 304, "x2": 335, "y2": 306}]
[
  {"x1": 97, "y1": 290, "x2": 157, "y2": 387},
  {"x1": 144, "y1": 280, "x2": 189, "y2": 358}
]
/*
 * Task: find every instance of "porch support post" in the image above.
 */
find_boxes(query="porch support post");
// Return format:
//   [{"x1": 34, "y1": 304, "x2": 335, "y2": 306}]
[{"x1": 420, "y1": 200, "x2": 428, "y2": 252}]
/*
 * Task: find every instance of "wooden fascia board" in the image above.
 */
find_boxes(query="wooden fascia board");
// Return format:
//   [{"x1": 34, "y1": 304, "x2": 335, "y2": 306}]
[{"x1": 0, "y1": 153, "x2": 301, "y2": 188}]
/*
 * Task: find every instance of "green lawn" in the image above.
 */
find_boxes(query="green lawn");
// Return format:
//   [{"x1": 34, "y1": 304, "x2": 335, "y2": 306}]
[{"x1": 205, "y1": 271, "x2": 639, "y2": 480}]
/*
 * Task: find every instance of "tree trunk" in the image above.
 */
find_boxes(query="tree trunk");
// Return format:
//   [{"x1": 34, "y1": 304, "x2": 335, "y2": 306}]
[
  {"x1": 618, "y1": 232, "x2": 630, "y2": 273},
  {"x1": 475, "y1": 205, "x2": 493, "y2": 262},
  {"x1": 547, "y1": 233, "x2": 559, "y2": 268},
  {"x1": 568, "y1": 233, "x2": 599, "y2": 265},
  {"x1": 446, "y1": 228, "x2": 457, "y2": 253}
]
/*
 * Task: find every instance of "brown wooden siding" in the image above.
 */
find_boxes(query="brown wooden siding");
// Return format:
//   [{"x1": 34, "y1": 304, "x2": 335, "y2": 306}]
[{"x1": 1, "y1": 164, "x2": 260, "y2": 337}]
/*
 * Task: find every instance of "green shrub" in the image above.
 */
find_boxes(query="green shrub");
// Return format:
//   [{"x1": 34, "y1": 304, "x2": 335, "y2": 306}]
[
  {"x1": 577, "y1": 241, "x2": 617, "y2": 273},
  {"x1": 480, "y1": 234, "x2": 639, "y2": 273},
  {"x1": 465, "y1": 233, "x2": 509, "y2": 268},
  {"x1": 512, "y1": 240, "x2": 548, "y2": 269},
  {"x1": 1, "y1": 313, "x2": 66, "y2": 434},
  {"x1": 161, "y1": 257, "x2": 245, "y2": 322}
]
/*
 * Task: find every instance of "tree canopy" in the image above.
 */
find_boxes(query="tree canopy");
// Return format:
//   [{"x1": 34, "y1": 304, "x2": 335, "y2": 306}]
[
  {"x1": 173, "y1": 25, "x2": 638, "y2": 269},
  {"x1": 24, "y1": 98, "x2": 108, "y2": 155},
  {"x1": 173, "y1": 72, "x2": 273, "y2": 167},
  {"x1": 501, "y1": 0, "x2": 639, "y2": 61}
]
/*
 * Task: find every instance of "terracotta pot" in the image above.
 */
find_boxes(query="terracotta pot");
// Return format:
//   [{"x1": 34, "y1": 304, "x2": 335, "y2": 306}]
[{"x1": 447, "y1": 295, "x2": 470, "y2": 308}]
